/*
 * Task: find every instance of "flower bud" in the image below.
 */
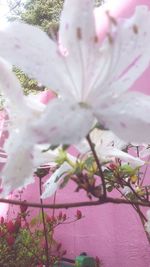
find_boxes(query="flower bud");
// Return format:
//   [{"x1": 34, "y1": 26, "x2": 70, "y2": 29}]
[
  {"x1": 76, "y1": 210, "x2": 82, "y2": 220},
  {"x1": 58, "y1": 211, "x2": 63, "y2": 220},
  {"x1": 63, "y1": 214, "x2": 67, "y2": 221},
  {"x1": 109, "y1": 163, "x2": 117, "y2": 171},
  {"x1": 20, "y1": 202, "x2": 28, "y2": 213},
  {"x1": 6, "y1": 235, "x2": 15, "y2": 246},
  {"x1": 6, "y1": 221, "x2": 16, "y2": 233}
]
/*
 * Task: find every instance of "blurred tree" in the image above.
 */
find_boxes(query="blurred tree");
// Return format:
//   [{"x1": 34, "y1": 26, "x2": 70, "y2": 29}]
[{"x1": 21, "y1": 0, "x2": 63, "y2": 32}]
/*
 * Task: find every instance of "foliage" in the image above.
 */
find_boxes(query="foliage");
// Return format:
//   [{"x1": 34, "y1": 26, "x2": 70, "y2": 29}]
[
  {"x1": 14, "y1": 68, "x2": 42, "y2": 95},
  {"x1": 21, "y1": 0, "x2": 63, "y2": 33},
  {"x1": 0, "y1": 204, "x2": 83, "y2": 267}
]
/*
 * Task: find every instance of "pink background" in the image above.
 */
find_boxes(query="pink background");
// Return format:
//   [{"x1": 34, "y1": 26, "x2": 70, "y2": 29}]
[{"x1": 1, "y1": 0, "x2": 150, "y2": 266}]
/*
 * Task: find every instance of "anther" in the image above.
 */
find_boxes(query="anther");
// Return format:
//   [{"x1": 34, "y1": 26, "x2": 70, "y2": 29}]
[
  {"x1": 133, "y1": 25, "x2": 138, "y2": 34},
  {"x1": 76, "y1": 27, "x2": 82, "y2": 40}
]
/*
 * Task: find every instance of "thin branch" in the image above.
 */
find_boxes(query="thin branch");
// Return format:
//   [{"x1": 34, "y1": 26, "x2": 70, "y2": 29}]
[
  {"x1": 49, "y1": 192, "x2": 57, "y2": 257},
  {"x1": 86, "y1": 134, "x2": 107, "y2": 198},
  {"x1": 39, "y1": 177, "x2": 50, "y2": 267},
  {"x1": 1, "y1": 197, "x2": 150, "y2": 208}
]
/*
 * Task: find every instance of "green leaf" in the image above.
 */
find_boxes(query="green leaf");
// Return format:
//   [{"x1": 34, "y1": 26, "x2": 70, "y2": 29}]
[{"x1": 59, "y1": 175, "x2": 70, "y2": 189}]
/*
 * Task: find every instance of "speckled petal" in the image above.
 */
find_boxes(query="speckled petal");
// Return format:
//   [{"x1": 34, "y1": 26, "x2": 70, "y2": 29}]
[
  {"x1": 0, "y1": 22, "x2": 74, "y2": 97},
  {"x1": 41, "y1": 162, "x2": 72, "y2": 198},
  {"x1": 32, "y1": 98, "x2": 94, "y2": 145},
  {"x1": 95, "y1": 92, "x2": 150, "y2": 144}
]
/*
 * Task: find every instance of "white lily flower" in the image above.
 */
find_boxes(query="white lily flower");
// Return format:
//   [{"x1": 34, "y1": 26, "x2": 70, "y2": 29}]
[
  {"x1": 77, "y1": 129, "x2": 144, "y2": 167},
  {"x1": 0, "y1": 1, "x2": 150, "y2": 195},
  {"x1": 92, "y1": 129, "x2": 144, "y2": 167},
  {"x1": 41, "y1": 161, "x2": 72, "y2": 199},
  {"x1": 0, "y1": 2, "x2": 150, "y2": 144}
]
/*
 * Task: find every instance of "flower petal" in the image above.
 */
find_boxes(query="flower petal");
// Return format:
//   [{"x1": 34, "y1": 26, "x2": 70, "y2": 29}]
[
  {"x1": 0, "y1": 22, "x2": 74, "y2": 97},
  {"x1": 89, "y1": 129, "x2": 143, "y2": 167},
  {"x1": 91, "y1": 129, "x2": 126, "y2": 150},
  {"x1": 99, "y1": 147, "x2": 144, "y2": 167},
  {"x1": 41, "y1": 162, "x2": 72, "y2": 198},
  {"x1": 1, "y1": 131, "x2": 35, "y2": 197},
  {"x1": 59, "y1": 0, "x2": 97, "y2": 100},
  {"x1": 90, "y1": 6, "x2": 150, "y2": 104},
  {"x1": 139, "y1": 146, "x2": 150, "y2": 158},
  {"x1": 33, "y1": 144, "x2": 59, "y2": 167},
  {"x1": 0, "y1": 58, "x2": 27, "y2": 110},
  {"x1": 110, "y1": 6, "x2": 150, "y2": 94},
  {"x1": 96, "y1": 92, "x2": 150, "y2": 143},
  {"x1": 32, "y1": 98, "x2": 94, "y2": 145}
]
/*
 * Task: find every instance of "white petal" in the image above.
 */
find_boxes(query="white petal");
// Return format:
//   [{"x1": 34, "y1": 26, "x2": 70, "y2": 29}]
[
  {"x1": 1, "y1": 132, "x2": 35, "y2": 197},
  {"x1": 147, "y1": 209, "x2": 150, "y2": 220},
  {"x1": 110, "y1": 6, "x2": 150, "y2": 94},
  {"x1": 32, "y1": 98, "x2": 94, "y2": 145},
  {"x1": 90, "y1": 6, "x2": 150, "y2": 105},
  {"x1": 89, "y1": 129, "x2": 143, "y2": 166},
  {"x1": 145, "y1": 220, "x2": 150, "y2": 234},
  {"x1": 75, "y1": 139, "x2": 90, "y2": 154},
  {"x1": 33, "y1": 144, "x2": 59, "y2": 167},
  {"x1": 99, "y1": 147, "x2": 144, "y2": 167},
  {"x1": 41, "y1": 162, "x2": 72, "y2": 198},
  {"x1": 91, "y1": 129, "x2": 126, "y2": 150},
  {"x1": 0, "y1": 58, "x2": 27, "y2": 110},
  {"x1": 0, "y1": 22, "x2": 74, "y2": 97},
  {"x1": 96, "y1": 92, "x2": 150, "y2": 143},
  {"x1": 140, "y1": 146, "x2": 150, "y2": 158},
  {"x1": 59, "y1": 0, "x2": 97, "y2": 100},
  {"x1": 0, "y1": 149, "x2": 7, "y2": 163},
  {"x1": 122, "y1": 186, "x2": 132, "y2": 196},
  {"x1": 25, "y1": 94, "x2": 46, "y2": 113}
]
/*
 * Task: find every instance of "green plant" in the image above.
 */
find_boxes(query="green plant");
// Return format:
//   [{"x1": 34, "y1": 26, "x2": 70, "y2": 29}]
[{"x1": 0, "y1": 204, "x2": 83, "y2": 267}]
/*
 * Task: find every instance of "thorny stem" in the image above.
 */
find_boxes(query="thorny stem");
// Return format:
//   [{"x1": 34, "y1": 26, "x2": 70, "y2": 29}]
[
  {"x1": 86, "y1": 134, "x2": 107, "y2": 198},
  {"x1": 39, "y1": 177, "x2": 50, "y2": 267}
]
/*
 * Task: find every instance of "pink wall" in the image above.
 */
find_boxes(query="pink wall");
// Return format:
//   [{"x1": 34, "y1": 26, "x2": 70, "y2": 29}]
[{"x1": 1, "y1": 0, "x2": 150, "y2": 266}]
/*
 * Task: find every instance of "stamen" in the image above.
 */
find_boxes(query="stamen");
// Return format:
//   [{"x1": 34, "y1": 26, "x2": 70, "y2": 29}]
[
  {"x1": 79, "y1": 102, "x2": 91, "y2": 109},
  {"x1": 133, "y1": 25, "x2": 138, "y2": 34},
  {"x1": 107, "y1": 33, "x2": 114, "y2": 44},
  {"x1": 106, "y1": 11, "x2": 117, "y2": 26},
  {"x1": 76, "y1": 27, "x2": 82, "y2": 40},
  {"x1": 94, "y1": 35, "x2": 99, "y2": 43}
]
